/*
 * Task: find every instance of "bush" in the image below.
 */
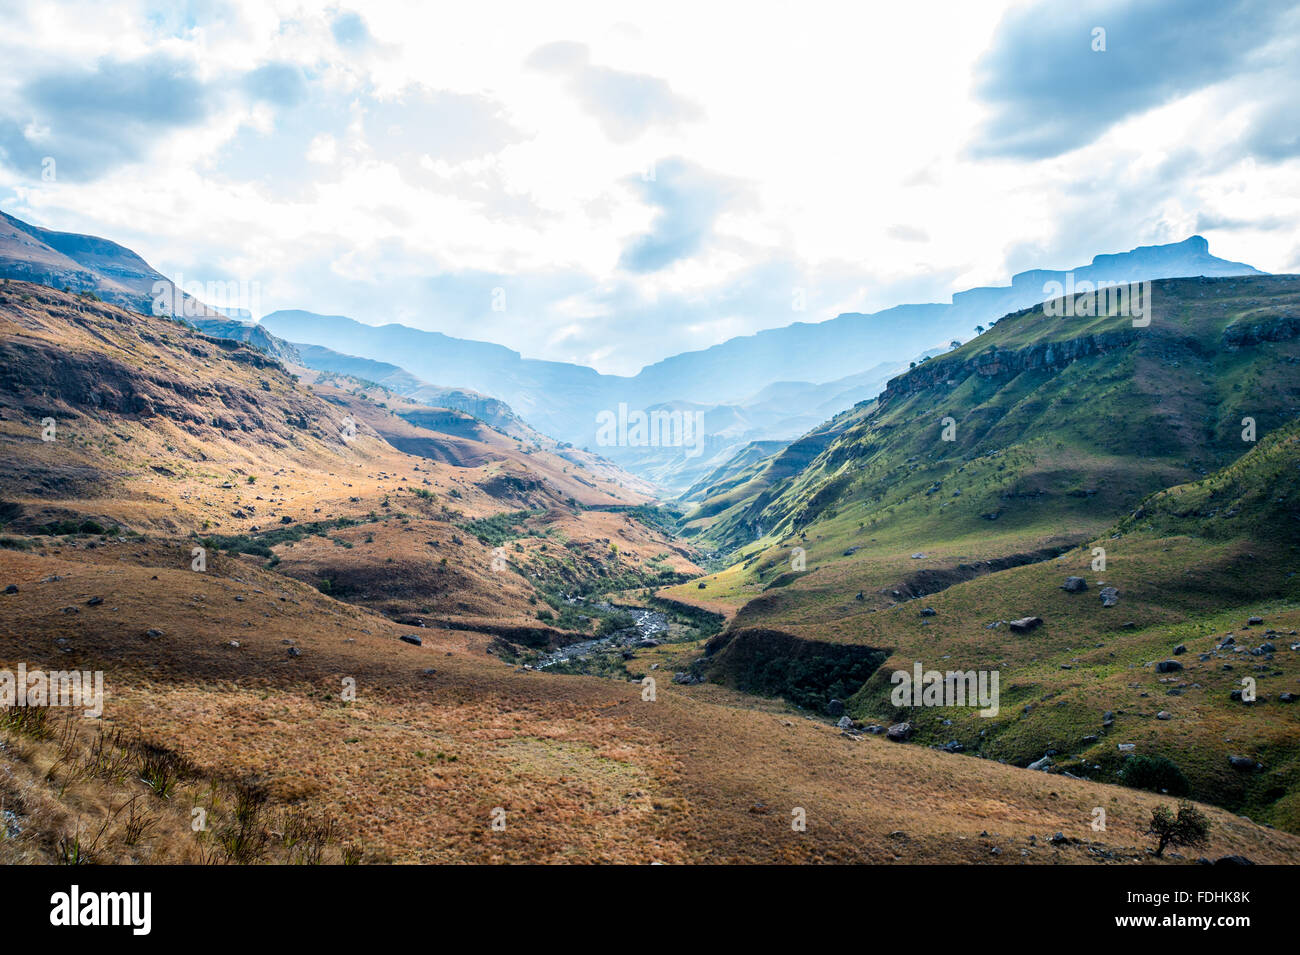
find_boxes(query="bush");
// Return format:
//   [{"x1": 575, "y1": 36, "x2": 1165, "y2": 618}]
[
  {"x1": 1147, "y1": 801, "x2": 1210, "y2": 857},
  {"x1": 1120, "y1": 755, "x2": 1191, "y2": 796}
]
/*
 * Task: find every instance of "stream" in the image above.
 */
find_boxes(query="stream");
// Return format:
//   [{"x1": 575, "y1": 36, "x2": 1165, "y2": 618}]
[{"x1": 534, "y1": 603, "x2": 670, "y2": 669}]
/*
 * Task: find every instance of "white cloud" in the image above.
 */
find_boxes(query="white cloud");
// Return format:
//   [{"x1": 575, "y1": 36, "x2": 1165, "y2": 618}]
[{"x1": 0, "y1": 0, "x2": 1295, "y2": 376}]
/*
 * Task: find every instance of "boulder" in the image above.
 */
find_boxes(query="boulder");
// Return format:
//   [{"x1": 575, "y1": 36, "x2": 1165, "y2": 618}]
[
  {"x1": 1061, "y1": 576, "x2": 1087, "y2": 593},
  {"x1": 1027, "y1": 755, "x2": 1053, "y2": 771},
  {"x1": 886, "y1": 722, "x2": 913, "y2": 742},
  {"x1": 1099, "y1": 586, "x2": 1120, "y2": 607},
  {"x1": 826, "y1": 698, "x2": 845, "y2": 718},
  {"x1": 1009, "y1": 616, "x2": 1043, "y2": 633},
  {"x1": 1154, "y1": 660, "x2": 1183, "y2": 673},
  {"x1": 1228, "y1": 755, "x2": 1261, "y2": 772},
  {"x1": 400, "y1": 634, "x2": 423, "y2": 646}
]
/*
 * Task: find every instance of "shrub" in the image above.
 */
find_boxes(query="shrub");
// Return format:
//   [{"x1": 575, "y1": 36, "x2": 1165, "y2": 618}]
[
  {"x1": 1147, "y1": 801, "x2": 1210, "y2": 857},
  {"x1": 1120, "y1": 755, "x2": 1190, "y2": 796}
]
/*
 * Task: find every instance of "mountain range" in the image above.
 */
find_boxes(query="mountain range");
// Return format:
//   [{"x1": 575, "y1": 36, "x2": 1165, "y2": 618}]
[{"x1": 0, "y1": 208, "x2": 1264, "y2": 495}]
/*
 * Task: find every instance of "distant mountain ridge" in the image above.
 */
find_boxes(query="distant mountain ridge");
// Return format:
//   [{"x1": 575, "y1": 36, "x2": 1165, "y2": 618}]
[
  {"x1": 0, "y1": 208, "x2": 1266, "y2": 494},
  {"x1": 263, "y1": 235, "x2": 1262, "y2": 490}
]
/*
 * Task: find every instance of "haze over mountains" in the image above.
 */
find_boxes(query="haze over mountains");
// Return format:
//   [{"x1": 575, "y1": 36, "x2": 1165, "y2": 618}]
[
  {"x1": 263, "y1": 234, "x2": 1260, "y2": 490},
  {"x1": 0, "y1": 208, "x2": 1267, "y2": 495}
]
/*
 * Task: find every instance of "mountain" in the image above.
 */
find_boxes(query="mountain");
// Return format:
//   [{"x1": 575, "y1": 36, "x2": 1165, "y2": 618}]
[
  {"x1": 187, "y1": 316, "x2": 301, "y2": 364},
  {"x1": 0, "y1": 209, "x2": 223, "y2": 318},
  {"x1": 659, "y1": 273, "x2": 1300, "y2": 832},
  {"x1": 263, "y1": 236, "x2": 1262, "y2": 492},
  {"x1": 14, "y1": 277, "x2": 1289, "y2": 864},
  {"x1": 0, "y1": 208, "x2": 1265, "y2": 494}
]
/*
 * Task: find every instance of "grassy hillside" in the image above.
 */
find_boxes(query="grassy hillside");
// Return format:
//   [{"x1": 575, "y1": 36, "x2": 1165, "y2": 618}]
[
  {"x1": 5, "y1": 278, "x2": 1295, "y2": 863},
  {"x1": 660, "y1": 274, "x2": 1300, "y2": 832}
]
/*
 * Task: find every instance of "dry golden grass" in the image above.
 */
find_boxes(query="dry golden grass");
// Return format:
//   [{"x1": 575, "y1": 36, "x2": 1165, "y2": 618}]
[{"x1": 4, "y1": 545, "x2": 1299, "y2": 864}]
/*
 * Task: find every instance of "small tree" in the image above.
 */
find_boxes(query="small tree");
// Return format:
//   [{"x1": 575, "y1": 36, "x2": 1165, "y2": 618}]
[{"x1": 1147, "y1": 801, "x2": 1210, "y2": 857}]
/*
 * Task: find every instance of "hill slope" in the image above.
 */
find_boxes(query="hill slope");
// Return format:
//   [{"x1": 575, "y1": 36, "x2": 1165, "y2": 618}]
[
  {"x1": 661, "y1": 274, "x2": 1300, "y2": 831},
  {"x1": 4, "y1": 280, "x2": 1294, "y2": 862}
]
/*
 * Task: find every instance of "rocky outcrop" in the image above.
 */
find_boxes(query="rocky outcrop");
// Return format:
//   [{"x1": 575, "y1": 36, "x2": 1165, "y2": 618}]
[
  {"x1": 1223, "y1": 312, "x2": 1300, "y2": 349},
  {"x1": 878, "y1": 329, "x2": 1141, "y2": 407}
]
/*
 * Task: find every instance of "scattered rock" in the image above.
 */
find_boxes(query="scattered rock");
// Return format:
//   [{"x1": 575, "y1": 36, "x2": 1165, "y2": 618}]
[
  {"x1": 1157, "y1": 711, "x2": 1172, "y2": 720},
  {"x1": 1061, "y1": 576, "x2": 1087, "y2": 593},
  {"x1": 1214, "y1": 855, "x2": 1255, "y2": 865},
  {"x1": 836, "y1": 716, "x2": 854, "y2": 730},
  {"x1": 1228, "y1": 755, "x2": 1261, "y2": 772},
  {"x1": 144, "y1": 628, "x2": 164, "y2": 638},
  {"x1": 1027, "y1": 755, "x2": 1053, "y2": 771},
  {"x1": 910, "y1": 553, "x2": 927, "y2": 560},
  {"x1": 86, "y1": 596, "x2": 103, "y2": 606},
  {"x1": 1050, "y1": 832, "x2": 1068, "y2": 846},
  {"x1": 400, "y1": 634, "x2": 423, "y2": 646},
  {"x1": 919, "y1": 607, "x2": 937, "y2": 617},
  {"x1": 1099, "y1": 586, "x2": 1120, "y2": 607},
  {"x1": 2, "y1": 584, "x2": 16, "y2": 594},
  {"x1": 1009, "y1": 616, "x2": 1043, "y2": 633},
  {"x1": 1247, "y1": 616, "x2": 1264, "y2": 626},
  {"x1": 1173, "y1": 644, "x2": 1186, "y2": 655},
  {"x1": 1154, "y1": 660, "x2": 1183, "y2": 673},
  {"x1": 886, "y1": 722, "x2": 913, "y2": 742}
]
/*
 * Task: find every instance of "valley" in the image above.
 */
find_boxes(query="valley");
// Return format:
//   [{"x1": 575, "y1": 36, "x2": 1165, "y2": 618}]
[{"x1": 2, "y1": 248, "x2": 1299, "y2": 867}]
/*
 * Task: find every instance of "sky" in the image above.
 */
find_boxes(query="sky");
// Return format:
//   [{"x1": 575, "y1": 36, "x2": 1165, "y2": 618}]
[{"x1": 1, "y1": 0, "x2": 1298, "y2": 376}]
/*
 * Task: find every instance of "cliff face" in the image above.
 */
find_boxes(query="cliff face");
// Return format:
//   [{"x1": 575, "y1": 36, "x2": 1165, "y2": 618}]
[
  {"x1": 1223, "y1": 312, "x2": 1300, "y2": 349},
  {"x1": 879, "y1": 328, "x2": 1142, "y2": 406}
]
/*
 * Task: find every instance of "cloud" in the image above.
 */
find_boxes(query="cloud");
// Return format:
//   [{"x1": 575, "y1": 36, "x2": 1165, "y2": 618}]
[
  {"x1": 887, "y1": 224, "x2": 929, "y2": 243},
  {"x1": 0, "y1": 54, "x2": 210, "y2": 180},
  {"x1": 1194, "y1": 210, "x2": 1291, "y2": 232},
  {"x1": 969, "y1": 0, "x2": 1294, "y2": 160},
  {"x1": 331, "y1": 10, "x2": 373, "y2": 49},
  {"x1": 244, "y1": 62, "x2": 307, "y2": 107},
  {"x1": 526, "y1": 40, "x2": 701, "y2": 142},
  {"x1": 364, "y1": 87, "x2": 524, "y2": 164},
  {"x1": 618, "y1": 158, "x2": 749, "y2": 273}
]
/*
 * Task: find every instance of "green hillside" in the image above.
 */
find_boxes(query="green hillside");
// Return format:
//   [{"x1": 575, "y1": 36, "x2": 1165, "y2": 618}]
[{"x1": 663, "y1": 274, "x2": 1300, "y2": 832}]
